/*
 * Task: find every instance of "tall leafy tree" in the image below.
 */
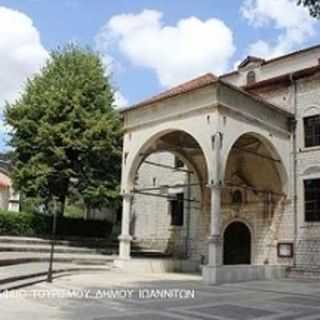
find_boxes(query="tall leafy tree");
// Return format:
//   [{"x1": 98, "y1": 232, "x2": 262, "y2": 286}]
[
  {"x1": 5, "y1": 45, "x2": 122, "y2": 216},
  {"x1": 298, "y1": 0, "x2": 320, "y2": 18}
]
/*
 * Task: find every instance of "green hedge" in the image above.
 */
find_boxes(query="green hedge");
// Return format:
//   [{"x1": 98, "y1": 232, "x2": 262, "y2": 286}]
[{"x1": 0, "y1": 210, "x2": 113, "y2": 238}]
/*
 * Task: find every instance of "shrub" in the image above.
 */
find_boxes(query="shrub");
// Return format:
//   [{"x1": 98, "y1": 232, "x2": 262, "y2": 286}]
[{"x1": 0, "y1": 210, "x2": 112, "y2": 238}]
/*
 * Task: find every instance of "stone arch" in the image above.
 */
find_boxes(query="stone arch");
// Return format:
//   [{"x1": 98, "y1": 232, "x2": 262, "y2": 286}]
[
  {"x1": 303, "y1": 166, "x2": 320, "y2": 177},
  {"x1": 223, "y1": 218, "x2": 255, "y2": 265},
  {"x1": 223, "y1": 219, "x2": 253, "y2": 265},
  {"x1": 222, "y1": 131, "x2": 289, "y2": 195},
  {"x1": 303, "y1": 106, "x2": 320, "y2": 117},
  {"x1": 123, "y1": 128, "x2": 211, "y2": 194}
]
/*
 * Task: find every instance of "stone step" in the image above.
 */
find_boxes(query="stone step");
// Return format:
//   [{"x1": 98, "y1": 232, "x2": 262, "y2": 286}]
[
  {"x1": 0, "y1": 243, "x2": 169, "y2": 257},
  {"x1": 0, "y1": 236, "x2": 117, "y2": 248},
  {"x1": 0, "y1": 264, "x2": 111, "y2": 292},
  {"x1": 0, "y1": 252, "x2": 116, "y2": 266},
  {"x1": 131, "y1": 250, "x2": 172, "y2": 258},
  {"x1": 0, "y1": 274, "x2": 47, "y2": 293},
  {"x1": 0, "y1": 243, "x2": 110, "y2": 254},
  {"x1": 0, "y1": 236, "x2": 170, "y2": 260},
  {"x1": 287, "y1": 267, "x2": 320, "y2": 280}
]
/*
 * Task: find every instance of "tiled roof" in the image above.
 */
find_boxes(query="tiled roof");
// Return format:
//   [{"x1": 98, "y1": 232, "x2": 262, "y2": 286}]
[
  {"x1": 238, "y1": 56, "x2": 265, "y2": 68},
  {"x1": 221, "y1": 43, "x2": 320, "y2": 79},
  {"x1": 243, "y1": 64, "x2": 320, "y2": 90},
  {"x1": 122, "y1": 73, "x2": 217, "y2": 111},
  {"x1": 0, "y1": 172, "x2": 10, "y2": 188}
]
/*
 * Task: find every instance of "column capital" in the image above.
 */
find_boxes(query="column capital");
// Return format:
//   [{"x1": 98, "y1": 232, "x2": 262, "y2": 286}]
[
  {"x1": 118, "y1": 234, "x2": 132, "y2": 242},
  {"x1": 121, "y1": 192, "x2": 134, "y2": 200},
  {"x1": 206, "y1": 183, "x2": 223, "y2": 190}
]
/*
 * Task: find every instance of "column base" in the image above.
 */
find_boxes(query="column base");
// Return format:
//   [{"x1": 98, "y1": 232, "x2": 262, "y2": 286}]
[
  {"x1": 118, "y1": 234, "x2": 132, "y2": 260},
  {"x1": 202, "y1": 264, "x2": 288, "y2": 285},
  {"x1": 207, "y1": 235, "x2": 222, "y2": 266}
]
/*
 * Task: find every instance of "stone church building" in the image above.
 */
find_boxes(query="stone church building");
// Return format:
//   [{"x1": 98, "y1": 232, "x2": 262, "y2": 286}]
[{"x1": 116, "y1": 44, "x2": 320, "y2": 284}]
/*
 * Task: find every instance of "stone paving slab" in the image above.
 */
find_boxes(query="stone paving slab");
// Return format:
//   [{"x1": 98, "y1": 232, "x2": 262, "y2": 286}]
[{"x1": 1, "y1": 271, "x2": 320, "y2": 319}]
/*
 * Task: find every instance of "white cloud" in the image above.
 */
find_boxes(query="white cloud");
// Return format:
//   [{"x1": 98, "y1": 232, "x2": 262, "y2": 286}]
[
  {"x1": 113, "y1": 91, "x2": 128, "y2": 109},
  {"x1": 0, "y1": 6, "x2": 49, "y2": 107},
  {"x1": 97, "y1": 9, "x2": 235, "y2": 87},
  {"x1": 241, "y1": 0, "x2": 316, "y2": 58}
]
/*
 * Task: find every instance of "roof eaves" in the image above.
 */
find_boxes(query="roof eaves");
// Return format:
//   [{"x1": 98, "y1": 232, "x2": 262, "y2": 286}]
[
  {"x1": 219, "y1": 79, "x2": 294, "y2": 117},
  {"x1": 243, "y1": 64, "x2": 320, "y2": 90},
  {"x1": 120, "y1": 73, "x2": 218, "y2": 113}
]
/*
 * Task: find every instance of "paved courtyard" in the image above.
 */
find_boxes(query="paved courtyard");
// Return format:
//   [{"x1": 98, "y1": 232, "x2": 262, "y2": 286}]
[{"x1": 1, "y1": 270, "x2": 320, "y2": 319}]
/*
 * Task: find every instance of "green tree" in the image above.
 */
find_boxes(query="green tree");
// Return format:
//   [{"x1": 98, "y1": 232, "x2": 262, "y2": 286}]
[
  {"x1": 298, "y1": 0, "x2": 320, "y2": 18},
  {"x1": 5, "y1": 45, "x2": 122, "y2": 216}
]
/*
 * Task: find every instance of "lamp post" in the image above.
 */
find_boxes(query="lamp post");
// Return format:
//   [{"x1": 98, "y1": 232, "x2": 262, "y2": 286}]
[{"x1": 46, "y1": 176, "x2": 76, "y2": 283}]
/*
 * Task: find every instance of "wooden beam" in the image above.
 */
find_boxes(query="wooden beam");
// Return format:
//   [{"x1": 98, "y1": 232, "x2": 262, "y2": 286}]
[
  {"x1": 134, "y1": 182, "x2": 201, "y2": 192},
  {"x1": 232, "y1": 146, "x2": 281, "y2": 163},
  {"x1": 133, "y1": 190, "x2": 201, "y2": 204},
  {"x1": 143, "y1": 160, "x2": 193, "y2": 173}
]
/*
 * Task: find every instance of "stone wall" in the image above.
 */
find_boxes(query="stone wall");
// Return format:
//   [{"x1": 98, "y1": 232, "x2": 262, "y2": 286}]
[{"x1": 132, "y1": 152, "x2": 204, "y2": 260}]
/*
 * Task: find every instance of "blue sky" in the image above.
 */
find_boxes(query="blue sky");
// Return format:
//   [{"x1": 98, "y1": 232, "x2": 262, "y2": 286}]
[{"x1": 0, "y1": 0, "x2": 319, "y2": 149}]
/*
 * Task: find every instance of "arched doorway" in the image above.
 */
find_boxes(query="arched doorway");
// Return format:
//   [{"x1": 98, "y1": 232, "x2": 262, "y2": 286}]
[{"x1": 223, "y1": 221, "x2": 251, "y2": 265}]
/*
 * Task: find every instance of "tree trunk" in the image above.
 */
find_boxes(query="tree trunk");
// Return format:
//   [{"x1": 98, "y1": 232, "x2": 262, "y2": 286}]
[
  {"x1": 58, "y1": 195, "x2": 66, "y2": 217},
  {"x1": 85, "y1": 206, "x2": 91, "y2": 220}
]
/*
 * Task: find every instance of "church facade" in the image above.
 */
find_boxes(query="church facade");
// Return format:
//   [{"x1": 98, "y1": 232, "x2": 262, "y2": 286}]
[{"x1": 117, "y1": 44, "x2": 320, "y2": 284}]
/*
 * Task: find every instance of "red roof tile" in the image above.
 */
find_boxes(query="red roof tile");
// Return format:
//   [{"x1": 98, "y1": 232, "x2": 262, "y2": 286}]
[{"x1": 123, "y1": 73, "x2": 217, "y2": 111}]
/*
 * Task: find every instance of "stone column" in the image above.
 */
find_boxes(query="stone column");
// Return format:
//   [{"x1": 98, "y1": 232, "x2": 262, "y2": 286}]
[
  {"x1": 202, "y1": 132, "x2": 223, "y2": 284},
  {"x1": 208, "y1": 131, "x2": 223, "y2": 266},
  {"x1": 207, "y1": 184, "x2": 222, "y2": 266},
  {"x1": 118, "y1": 193, "x2": 133, "y2": 259}
]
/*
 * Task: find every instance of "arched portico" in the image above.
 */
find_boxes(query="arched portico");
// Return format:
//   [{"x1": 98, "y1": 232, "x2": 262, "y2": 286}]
[
  {"x1": 119, "y1": 128, "x2": 212, "y2": 260},
  {"x1": 118, "y1": 75, "x2": 293, "y2": 284},
  {"x1": 222, "y1": 131, "x2": 289, "y2": 195},
  {"x1": 121, "y1": 123, "x2": 214, "y2": 194}
]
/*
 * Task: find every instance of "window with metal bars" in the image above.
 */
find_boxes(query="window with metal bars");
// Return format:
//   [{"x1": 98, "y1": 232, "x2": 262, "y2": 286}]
[
  {"x1": 304, "y1": 178, "x2": 320, "y2": 222},
  {"x1": 169, "y1": 193, "x2": 184, "y2": 226},
  {"x1": 304, "y1": 115, "x2": 320, "y2": 147}
]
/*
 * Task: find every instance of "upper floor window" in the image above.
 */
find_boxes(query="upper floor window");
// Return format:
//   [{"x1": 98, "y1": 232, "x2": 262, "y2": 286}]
[
  {"x1": 174, "y1": 156, "x2": 184, "y2": 169},
  {"x1": 246, "y1": 71, "x2": 256, "y2": 85},
  {"x1": 304, "y1": 115, "x2": 320, "y2": 148},
  {"x1": 232, "y1": 190, "x2": 243, "y2": 205},
  {"x1": 170, "y1": 193, "x2": 184, "y2": 226},
  {"x1": 304, "y1": 178, "x2": 320, "y2": 222}
]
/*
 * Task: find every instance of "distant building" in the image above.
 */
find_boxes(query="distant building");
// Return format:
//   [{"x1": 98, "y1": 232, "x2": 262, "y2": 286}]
[{"x1": 0, "y1": 155, "x2": 19, "y2": 212}]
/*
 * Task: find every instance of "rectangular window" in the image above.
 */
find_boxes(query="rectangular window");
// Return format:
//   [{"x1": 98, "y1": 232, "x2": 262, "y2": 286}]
[
  {"x1": 170, "y1": 193, "x2": 184, "y2": 226},
  {"x1": 304, "y1": 115, "x2": 320, "y2": 148},
  {"x1": 304, "y1": 178, "x2": 320, "y2": 222}
]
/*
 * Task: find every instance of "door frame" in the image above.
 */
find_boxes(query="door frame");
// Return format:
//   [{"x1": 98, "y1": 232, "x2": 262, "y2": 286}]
[{"x1": 222, "y1": 218, "x2": 255, "y2": 265}]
